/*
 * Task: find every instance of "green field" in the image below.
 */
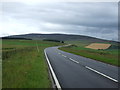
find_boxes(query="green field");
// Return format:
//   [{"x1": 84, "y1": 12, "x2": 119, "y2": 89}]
[
  {"x1": 60, "y1": 41, "x2": 120, "y2": 66},
  {"x1": 2, "y1": 39, "x2": 64, "y2": 88},
  {"x1": 2, "y1": 39, "x2": 120, "y2": 88}
]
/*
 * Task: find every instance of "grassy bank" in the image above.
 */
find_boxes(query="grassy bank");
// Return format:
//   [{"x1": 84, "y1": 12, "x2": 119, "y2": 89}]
[
  {"x1": 59, "y1": 41, "x2": 119, "y2": 66},
  {"x1": 2, "y1": 39, "x2": 64, "y2": 88}
]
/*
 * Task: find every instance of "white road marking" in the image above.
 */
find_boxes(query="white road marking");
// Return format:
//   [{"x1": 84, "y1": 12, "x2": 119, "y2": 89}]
[
  {"x1": 62, "y1": 55, "x2": 67, "y2": 57},
  {"x1": 69, "y1": 58, "x2": 79, "y2": 64},
  {"x1": 58, "y1": 53, "x2": 61, "y2": 54},
  {"x1": 44, "y1": 50, "x2": 62, "y2": 89},
  {"x1": 55, "y1": 49, "x2": 118, "y2": 84},
  {"x1": 64, "y1": 55, "x2": 67, "y2": 57},
  {"x1": 85, "y1": 66, "x2": 118, "y2": 83}
]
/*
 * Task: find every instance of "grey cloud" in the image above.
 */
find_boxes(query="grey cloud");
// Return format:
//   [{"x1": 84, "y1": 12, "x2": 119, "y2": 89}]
[
  {"x1": 2, "y1": 2, "x2": 117, "y2": 28},
  {"x1": 0, "y1": 2, "x2": 118, "y2": 41}
]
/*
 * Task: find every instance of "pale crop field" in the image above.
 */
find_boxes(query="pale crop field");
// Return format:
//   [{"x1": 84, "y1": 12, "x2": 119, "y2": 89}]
[
  {"x1": 85, "y1": 43, "x2": 111, "y2": 50},
  {"x1": 59, "y1": 41, "x2": 119, "y2": 66}
]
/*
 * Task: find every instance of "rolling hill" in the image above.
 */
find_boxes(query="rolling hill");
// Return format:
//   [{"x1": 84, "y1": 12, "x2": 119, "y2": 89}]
[{"x1": 1, "y1": 33, "x2": 119, "y2": 44}]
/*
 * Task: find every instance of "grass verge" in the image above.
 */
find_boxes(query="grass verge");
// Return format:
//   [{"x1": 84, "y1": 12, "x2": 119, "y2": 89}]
[
  {"x1": 2, "y1": 39, "x2": 64, "y2": 88},
  {"x1": 59, "y1": 45, "x2": 119, "y2": 66}
]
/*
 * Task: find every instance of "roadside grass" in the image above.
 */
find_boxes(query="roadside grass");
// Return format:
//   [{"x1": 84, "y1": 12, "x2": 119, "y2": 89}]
[
  {"x1": 2, "y1": 39, "x2": 64, "y2": 88},
  {"x1": 65, "y1": 40, "x2": 90, "y2": 47},
  {"x1": 0, "y1": 39, "x2": 1, "y2": 89},
  {"x1": 59, "y1": 41, "x2": 119, "y2": 66}
]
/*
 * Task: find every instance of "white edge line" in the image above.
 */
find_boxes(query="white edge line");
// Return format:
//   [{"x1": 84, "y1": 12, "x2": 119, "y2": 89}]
[
  {"x1": 85, "y1": 66, "x2": 118, "y2": 83},
  {"x1": 44, "y1": 50, "x2": 62, "y2": 89}
]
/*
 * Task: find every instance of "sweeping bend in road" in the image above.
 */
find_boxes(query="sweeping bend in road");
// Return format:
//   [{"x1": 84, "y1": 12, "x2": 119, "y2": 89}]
[{"x1": 45, "y1": 47, "x2": 118, "y2": 88}]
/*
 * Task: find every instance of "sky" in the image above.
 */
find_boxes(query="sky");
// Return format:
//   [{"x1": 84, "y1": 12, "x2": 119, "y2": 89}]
[{"x1": 0, "y1": 1, "x2": 118, "y2": 41}]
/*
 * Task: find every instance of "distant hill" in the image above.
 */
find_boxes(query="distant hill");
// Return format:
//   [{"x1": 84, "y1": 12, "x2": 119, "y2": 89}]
[
  {"x1": 1, "y1": 33, "x2": 119, "y2": 44},
  {"x1": 2, "y1": 37, "x2": 32, "y2": 40}
]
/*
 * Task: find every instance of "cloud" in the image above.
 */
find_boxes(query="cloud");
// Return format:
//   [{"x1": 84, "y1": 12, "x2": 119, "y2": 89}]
[{"x1": 0, "y1": 2, "x2": 118, "y2": 41}]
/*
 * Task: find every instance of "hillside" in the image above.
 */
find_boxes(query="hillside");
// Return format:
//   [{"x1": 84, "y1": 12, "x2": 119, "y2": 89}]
[{"x1": 1, "y1": 33, "x2": 118, "y2": 44}]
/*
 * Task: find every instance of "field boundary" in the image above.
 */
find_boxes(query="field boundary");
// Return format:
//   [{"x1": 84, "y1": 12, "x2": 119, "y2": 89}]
[{"x1": 44, "y1": 49, "x2": 62, "y2": 89}]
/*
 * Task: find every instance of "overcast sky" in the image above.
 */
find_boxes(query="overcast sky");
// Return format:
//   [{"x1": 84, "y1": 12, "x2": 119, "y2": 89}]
[{"x1": 0, "y1": 1, "x2": 118, "y2": 41}]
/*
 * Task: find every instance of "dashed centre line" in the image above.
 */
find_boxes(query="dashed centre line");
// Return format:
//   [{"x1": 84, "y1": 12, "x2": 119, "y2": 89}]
[
  {"x1": 57, "y1": 51, "x2": 118, "y2": 83},
  {"x1": 56, "y1": 51, "x2": 118, "y2": 83},
  {"x1": 58, "y1": 52, "x2": 79, "y2": 64},
  {"x1": 69, "y1": 58, "x2": 79, "y2": 64},
  {"x1": 85, "y1": 66, "x2": 118, "y2": 83},
  {"x1": 58, "y1": 53, "x2": 61, "y2": 54},
  {"x1": 62, "y1": 55, "x2": 67, "y2": 57}
]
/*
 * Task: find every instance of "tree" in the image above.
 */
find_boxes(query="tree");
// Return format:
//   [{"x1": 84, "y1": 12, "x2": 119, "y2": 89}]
[{"x1": 61, "y1": 41, "x2": 64, "y2": 43}]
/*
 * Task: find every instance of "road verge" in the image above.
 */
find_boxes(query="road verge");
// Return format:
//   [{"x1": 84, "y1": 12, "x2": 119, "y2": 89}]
[{"x1": 44, "y1": 49, "x2": 62, "y2": 90}]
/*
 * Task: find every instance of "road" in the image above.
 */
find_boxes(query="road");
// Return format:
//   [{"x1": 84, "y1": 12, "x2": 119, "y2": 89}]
[{"x1": 45, "y1": 46, "x2": 119, "y2": 88}]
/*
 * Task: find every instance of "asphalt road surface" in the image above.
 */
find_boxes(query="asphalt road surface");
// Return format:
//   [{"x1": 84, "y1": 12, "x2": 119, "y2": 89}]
[{"x1": 45, "y1": 46, "x2": 119, "y2": 88}]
